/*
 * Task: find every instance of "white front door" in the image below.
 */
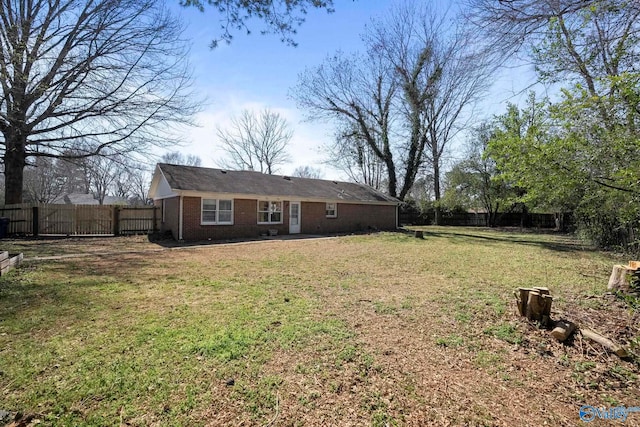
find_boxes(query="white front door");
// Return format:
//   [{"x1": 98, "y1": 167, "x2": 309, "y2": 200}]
[{"x1": 289, "y1": 201, "x2": 301, "y2": 234}]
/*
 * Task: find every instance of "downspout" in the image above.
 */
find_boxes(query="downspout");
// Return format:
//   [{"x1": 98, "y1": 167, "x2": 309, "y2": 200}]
[
  {"x1": 396, "y1": 203, "x2": 399, "y2": 229},
  {"x1": 179, "y1": 195, "x2": 184, "y2": 241}
]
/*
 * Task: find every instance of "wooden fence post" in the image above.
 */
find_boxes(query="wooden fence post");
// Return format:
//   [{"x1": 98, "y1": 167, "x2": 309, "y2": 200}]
[
  {"x1": 113, "y1": 206, "x2": 120, "y2": 236},
  {"x1": 32, "y1": 206, "x2": 39, "y2": 237}
]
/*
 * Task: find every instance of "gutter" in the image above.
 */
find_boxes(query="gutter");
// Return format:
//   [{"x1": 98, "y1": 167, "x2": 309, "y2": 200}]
[{"x1": 178, "y1": 195, "x2": 184, "y2": 241}]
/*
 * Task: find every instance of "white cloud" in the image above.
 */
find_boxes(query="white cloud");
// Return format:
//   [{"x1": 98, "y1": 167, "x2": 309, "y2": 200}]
[{"x1": 171, "y1": 99, "x2": 344, "y2": 180}]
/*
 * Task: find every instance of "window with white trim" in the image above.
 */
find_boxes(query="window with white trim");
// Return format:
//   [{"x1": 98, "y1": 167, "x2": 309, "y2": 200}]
[
  {"x1": 258, "y1": 201, "x2": 282, "y2": 224},
  {"x1": 326, "y1": 202, "x2": 337, "y2": 218},
  {"x1": 201, "y1": 199, "x2": 233, "y2": 225}
]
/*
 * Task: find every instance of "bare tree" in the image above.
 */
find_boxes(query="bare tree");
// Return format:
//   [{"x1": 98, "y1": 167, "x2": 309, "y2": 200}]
[
  {"x1": 327, "y1": 125, "x2": 386, "y2": 190},
  {"x1": 0, "y1": 0, "x2": 198, "y2": 204},
  {"x1": 128, "y1": 167, "x2": 153, "y2": 205},
  {"x1": 86, "y1": 154, "x2": 122, "y2": 205},
  {"x1": 292, "y1": 165, "x2": 323, "y2": 179},
  {"x1": 293, "y1": 50, "x2": 400, "y2": 196},
  {"x1": 23, "y1": 158, "x2": 66, "y2": 203},
  {"x1": 55, "y1": 155, "x2": 93, "y2": 195},
  {"x1": 464, "y1": 0, "x2": 602, "y2": 62},
  {"x1": 293, "y1": 2, "x2": 493, "y2": 216},
  {"x1": 22, "y1": 154, "x2": 100, "y2": 203},
  {"x1": 216, "y1": 109, "x2": 292, "y2": 174},
  {"x1": 373, "y1": 2, "x2": 493, "y2": 222},
  {"x1": 67, "y1": 150, "x2": 139, "y2": 205},
  {"x1": 161, "y1": 151, "x2": 202, "y2": 166}
]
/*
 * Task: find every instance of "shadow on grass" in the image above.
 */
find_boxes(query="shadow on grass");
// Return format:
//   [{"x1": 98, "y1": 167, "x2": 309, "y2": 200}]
[
  {"x1": 408, "y1": 227, "x2": 590, "y2": 253},
  {"x1": 0, "y1": 256, "x2": 152, "y2": 322},
  {"x1": 3, "y1": 235, "x2": 161, "y2": 258},
  {"x1": 148, "y1": 232, "x2": 364, "y2": 249},
  {"x1": 0, "y1": 236, "x2": 78, "y2": 257}
]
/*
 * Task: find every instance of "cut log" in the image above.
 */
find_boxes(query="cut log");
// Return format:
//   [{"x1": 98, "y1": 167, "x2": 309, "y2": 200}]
[
  {"x1": 516, "y1": 288, "x2": 533, "y2": 316},
  {"x1": 608, "y1": 265, "x2": 632, "y2": 292},
  {"x1": 541, "y1": 294, "x2": 553, "y2": 317},
  {"x1": 551, "y1": 320, "x2": 576, "y2": 342},
  {"x1": 525, "y1": 290, "x2": 542, "y2": 322},
  {"x1": 580, "y1": 328, "x2": 629, "y2": 358},
  {"x1": 516, "y1": 287, "x2": 553, "y2": 323},
  {"x1": 541, "y1": 297, "x2": 553, "y2": 327},
  {"x1": 533, "y1": 286, "x2": 550, "y2": 295}
]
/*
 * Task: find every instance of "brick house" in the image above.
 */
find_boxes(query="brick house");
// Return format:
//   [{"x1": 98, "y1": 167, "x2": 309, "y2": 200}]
[{"x1": 148, "y1": 163, "x2": 400, "y2": 241}]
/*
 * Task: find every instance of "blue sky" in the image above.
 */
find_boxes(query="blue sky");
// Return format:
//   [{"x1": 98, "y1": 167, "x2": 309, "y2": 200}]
[{"x1": 168, "y1": 0, "x2": 535, "y2": 179}]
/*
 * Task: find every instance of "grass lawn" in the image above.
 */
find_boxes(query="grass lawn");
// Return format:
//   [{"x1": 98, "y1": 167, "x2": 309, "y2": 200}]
[{"x1": 0, "y1": 228, "x2": 638, "y2": 426}]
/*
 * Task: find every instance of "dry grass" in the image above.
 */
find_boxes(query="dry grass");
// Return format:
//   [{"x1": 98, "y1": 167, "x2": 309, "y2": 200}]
[
  {"x1": 0, "y1": 228, "x2": 638, "y2": 426},
  {"x1": 1, "y1": 235, "x2": 161, "y2": 258}
]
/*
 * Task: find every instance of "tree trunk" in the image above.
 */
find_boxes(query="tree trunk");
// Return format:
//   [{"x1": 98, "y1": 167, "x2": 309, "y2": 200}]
[
  {"x1": 489, "y1": 201, "x2": 500, "y2": 227},
  {"x1": 433, "y1": 156, "x2": 442, "y2": 226},
  {"x1": 488, "y1": 209, "x2": 497, "y2": 227},
  {"x1": 3, "y1": 133, "x2": 27, "y2": 204},
  {"x1": 385, "y1": 157, "x2": 398, "y2": 199},
  {"x1": 520, "y1": 204, "x2": 529, "y2": 228}
]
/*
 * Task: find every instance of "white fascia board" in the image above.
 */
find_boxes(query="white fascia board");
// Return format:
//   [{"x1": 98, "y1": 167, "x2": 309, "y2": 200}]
[
  {"x1": 149, "y1": 166, "x2": 179, "y2": 200},
  {"x1": 153, "y1": 193, "x2": 180, "y2": 200},
  {"x1": 176, "y1": 190, "x2": 399, "y2": 206}
]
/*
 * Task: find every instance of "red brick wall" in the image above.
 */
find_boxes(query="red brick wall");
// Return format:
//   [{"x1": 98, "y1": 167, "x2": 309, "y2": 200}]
[
  {"x1": 172, "y1": 196, "x2": 397, "y2": 241},
  {"x1": 181, "y1": 197, "x2": 290, "y2": 241},
  {"x1": 301, "y1": 202, "x2": 396, "y2": 234}
]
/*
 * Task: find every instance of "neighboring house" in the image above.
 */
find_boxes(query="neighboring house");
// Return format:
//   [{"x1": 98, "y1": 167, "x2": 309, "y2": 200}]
[
  {"x1": 52, "y1": 193, "x2": 128, "y2": 205},
  {"x1": 148, "y1": 163, "x2": 400, "y2": 241}
]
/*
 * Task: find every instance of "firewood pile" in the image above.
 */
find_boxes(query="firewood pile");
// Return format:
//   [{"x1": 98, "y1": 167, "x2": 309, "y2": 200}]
[{"x1": 514, "y1": 261, "x2": 639, "y2": 359}]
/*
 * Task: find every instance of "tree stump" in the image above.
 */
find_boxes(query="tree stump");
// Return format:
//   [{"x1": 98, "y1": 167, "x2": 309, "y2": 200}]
[
  {"x1": 414, "y1": 230, "x2": 424, "y2": 239},
  {"x1": 608, "y1": 262, "x2": 640, "y2": 293},
  {"x1": 608, "y1": 265, "x2": 631, "y2": 292}
]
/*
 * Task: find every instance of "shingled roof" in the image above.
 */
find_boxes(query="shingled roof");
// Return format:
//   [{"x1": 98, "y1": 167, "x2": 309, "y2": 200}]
[{"x1": 153, "y1": 163, "x2": 398, "y2": 204}]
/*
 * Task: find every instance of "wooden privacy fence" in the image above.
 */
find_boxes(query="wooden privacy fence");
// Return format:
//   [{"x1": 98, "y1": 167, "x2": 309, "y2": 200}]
[
  {"x1": 399, "y1": 209, "x2": 562, "y2": 228},
  {"x1": 440, "y1": 212, "x2": 558, "y2": 228},
  {"x1": 0, "y1": 204, "x2": 159, "y2": 236}
]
